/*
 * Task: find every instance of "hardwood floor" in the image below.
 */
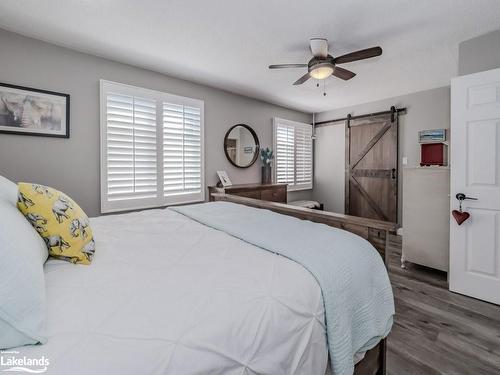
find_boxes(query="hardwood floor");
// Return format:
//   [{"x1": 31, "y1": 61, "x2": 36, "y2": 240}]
[{"x1": 386, "y1": 235, "x2": 500, "y2": 375}]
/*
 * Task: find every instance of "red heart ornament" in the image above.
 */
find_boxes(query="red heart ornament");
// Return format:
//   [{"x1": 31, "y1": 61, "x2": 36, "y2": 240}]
[{"x1": 452, "y1": 210, "x2": 470, "y2": 225}]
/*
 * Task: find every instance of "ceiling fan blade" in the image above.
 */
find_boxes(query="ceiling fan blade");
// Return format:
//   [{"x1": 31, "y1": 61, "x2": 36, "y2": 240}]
[
  {"x1": 293, "y1": 72, "x2": 311, "y2": 85},
  {"x1": 332, "y1": 66, "x2": 356, "y2": 80},
  {"x1": 309, "y1": 38, "x2": 328, "y2": 58},
  {"x1": 269, "y1": 64, "x2": 308, "y2": 69},
  {"x1": 334, "y1": 46, "x2": 382, "y2": 64}
]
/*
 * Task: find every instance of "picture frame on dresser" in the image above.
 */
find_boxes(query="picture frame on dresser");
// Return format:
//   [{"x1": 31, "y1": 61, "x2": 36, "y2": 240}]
[
  {"x1": 216, "y1": 170, "x2": 232, "y2": 187},
  {"x1": 0, "y1": 82, "x2": 70, "y2": 138}
]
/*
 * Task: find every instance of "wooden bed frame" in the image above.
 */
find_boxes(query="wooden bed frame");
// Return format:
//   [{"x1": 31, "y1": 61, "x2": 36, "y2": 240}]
[{"x1": 211, "y1": 193, "x2": 396, "y2": 375}]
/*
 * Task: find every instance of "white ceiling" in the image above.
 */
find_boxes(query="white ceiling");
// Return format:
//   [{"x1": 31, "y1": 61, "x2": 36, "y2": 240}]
[{"x1": 1, "y1": 0, "x2": 500, "y2": 113}]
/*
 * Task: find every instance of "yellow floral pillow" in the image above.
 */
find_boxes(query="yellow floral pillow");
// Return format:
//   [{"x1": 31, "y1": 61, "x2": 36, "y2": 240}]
[{"x1": 17, "y1": 183, "x2": 95, "y2": 264}]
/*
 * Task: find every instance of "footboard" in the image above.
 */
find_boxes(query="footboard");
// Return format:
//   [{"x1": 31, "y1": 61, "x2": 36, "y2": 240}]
[
  {"x1": 211, "y1": 193, "x2": 396, "y2": 264},
  {"x1": 211, "y1": 193, "x2": 394, "y2": 375}
]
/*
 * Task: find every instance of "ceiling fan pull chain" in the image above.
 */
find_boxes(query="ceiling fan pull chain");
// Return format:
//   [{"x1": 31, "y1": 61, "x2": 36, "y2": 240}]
[{"x1": 323, "y1": 80, "x2": 327, "y2": 96}]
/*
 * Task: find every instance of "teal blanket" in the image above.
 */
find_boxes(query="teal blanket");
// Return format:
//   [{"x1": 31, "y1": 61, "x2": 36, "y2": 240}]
[{"x1": 171, "y1": 202, "x2": 394, "y2": 375}]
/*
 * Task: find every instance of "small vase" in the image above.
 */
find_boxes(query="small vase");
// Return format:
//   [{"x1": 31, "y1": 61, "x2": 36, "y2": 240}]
[{"x1": 261, "y1": 165, "x2": 272, "y2": 184}]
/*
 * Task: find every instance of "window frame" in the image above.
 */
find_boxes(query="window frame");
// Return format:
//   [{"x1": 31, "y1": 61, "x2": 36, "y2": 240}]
[
  {"x1": 100, "y1": 80, "x2": 205, "y2": 213},
  {"x1": 273, "y1": 117, "x2": 313, "y2": 192}
]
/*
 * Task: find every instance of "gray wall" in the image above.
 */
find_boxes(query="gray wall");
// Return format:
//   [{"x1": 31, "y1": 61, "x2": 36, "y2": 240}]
[
  {"x1": 313, "y1": 86, "x2": 450, "y2": 224},
  {"x1": 0, "y1": 29, "x2": 311, "y2": 216},
  {"x1": 459, "y1": 29, "x2": 500, "y2": 76}
]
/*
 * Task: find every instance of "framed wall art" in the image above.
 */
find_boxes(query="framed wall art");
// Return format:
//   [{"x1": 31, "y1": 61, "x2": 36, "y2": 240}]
[{"x1": 0, "y1": 82, "x2": 70, "y2": 138}]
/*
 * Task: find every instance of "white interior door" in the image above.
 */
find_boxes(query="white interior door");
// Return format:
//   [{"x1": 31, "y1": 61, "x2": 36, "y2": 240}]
[{"x1": 450, "y1": 68, "x2": 500, "y2": 305}]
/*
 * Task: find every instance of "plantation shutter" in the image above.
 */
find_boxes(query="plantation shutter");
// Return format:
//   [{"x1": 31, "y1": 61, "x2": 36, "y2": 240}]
[
  {"x1": 273, "y1": 118, "x2": 313, "y2": 191},
  {"x1": 105, "y1": 93, "x2": 157, "y2": 201},
  {"x1": 295, "y1": 123, "x2": 313, "y2": 189},
  {"x1": 101, "y1": 80, "x2": 204, "y2": 213},
  {"x1": 163, "y1": 103, "x2": 202, "y2": 198},
  {"x1": 275, "y1": 123, "x2": 295, "y2": 184}
]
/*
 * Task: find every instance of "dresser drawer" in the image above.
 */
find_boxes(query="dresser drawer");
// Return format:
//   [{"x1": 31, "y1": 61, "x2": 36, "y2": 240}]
[
  {"x1": 233, "y1": 191, "x2": 261, "y2": 200},
  {"x1": 261, "y1": 187, "x2": 287, "y2": 203},
  {"x1": 208, "y1": 184, "x2": 287, "y2": 203}
]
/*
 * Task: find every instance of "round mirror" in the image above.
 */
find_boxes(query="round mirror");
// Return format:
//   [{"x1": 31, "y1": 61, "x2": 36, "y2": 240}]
[{"x1": 224, "y1": 124, "x2": 260, "y2": 168}]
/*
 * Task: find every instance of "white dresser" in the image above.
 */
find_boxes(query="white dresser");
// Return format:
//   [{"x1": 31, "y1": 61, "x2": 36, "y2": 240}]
[{"x1": 402, "y1": 167, "x2": 450, "y2": 272}]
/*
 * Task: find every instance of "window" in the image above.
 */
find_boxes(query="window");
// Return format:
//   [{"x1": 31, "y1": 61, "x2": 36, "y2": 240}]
[
  {"x1": 273, "y1": 118, "x2": 313, "y2": 191},
  {"x1": 100, "y1": 80, "x2": 204, "y2": 213}
]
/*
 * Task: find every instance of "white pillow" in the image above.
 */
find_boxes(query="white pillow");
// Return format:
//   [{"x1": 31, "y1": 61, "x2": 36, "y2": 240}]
[
  {"x1": 0, "y1": 175, "x2": 17, "y2": 206},
  {"x1": 0, "y1": 188, "x2": 48, "y2": 349}
]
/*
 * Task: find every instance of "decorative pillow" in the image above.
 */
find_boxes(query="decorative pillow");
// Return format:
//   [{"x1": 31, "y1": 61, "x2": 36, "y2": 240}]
[
  {"x1": 17, "y1": 183, "x2": 95, "y2": 265},
  {"x1": 0, "y1": 179, "x2": 48, "y2": 349}
]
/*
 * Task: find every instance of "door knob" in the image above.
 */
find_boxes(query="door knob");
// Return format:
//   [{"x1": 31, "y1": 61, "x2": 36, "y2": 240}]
[
  {"x1": 391, "y1": 168, "x2": 396, "y2": 179},
  {"x1": 456, "y1": 193, "x2": 478, "y2": 201}
]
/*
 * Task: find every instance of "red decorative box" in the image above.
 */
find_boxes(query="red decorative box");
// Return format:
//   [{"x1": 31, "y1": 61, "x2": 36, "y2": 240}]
[{"x1": 420, "y1": 143, "x2": 447, "y2": 166}]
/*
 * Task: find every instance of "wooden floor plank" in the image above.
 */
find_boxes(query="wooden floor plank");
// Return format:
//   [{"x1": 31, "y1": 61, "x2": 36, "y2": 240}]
[
  {"x1": 390, "y1": 272, "x2": 500, "y2": 324},
  {"x1": 386, "y1": 348, "x2": 440, "y2": 375},
  {"x1": 386, "y1": 235, "x2": 500, "y2": 375}
]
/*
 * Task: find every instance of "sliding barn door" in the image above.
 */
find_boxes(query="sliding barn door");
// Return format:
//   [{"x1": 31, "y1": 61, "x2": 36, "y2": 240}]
[{"x1": 345, "y1": 113, "x2": 398, "y2": 222}]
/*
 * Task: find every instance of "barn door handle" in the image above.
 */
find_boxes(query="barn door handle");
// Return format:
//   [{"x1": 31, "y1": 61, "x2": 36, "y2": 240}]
[
  {"x1": 456, "y1": 193, "x2": 478, "y2": 201},
  {"x1": 391, "y1": 168, "x2": 396, "y2": 179}
]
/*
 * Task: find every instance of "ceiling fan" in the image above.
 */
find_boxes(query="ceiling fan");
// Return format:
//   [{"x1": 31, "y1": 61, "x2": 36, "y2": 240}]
[{"x1": 269, "y1": 38, "x2": 382, "y2": 85}]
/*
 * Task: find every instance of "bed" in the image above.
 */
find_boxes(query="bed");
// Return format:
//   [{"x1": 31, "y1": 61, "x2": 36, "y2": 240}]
[{"x1": 12, "y1": 194, "x2": 395, "y2": 375}]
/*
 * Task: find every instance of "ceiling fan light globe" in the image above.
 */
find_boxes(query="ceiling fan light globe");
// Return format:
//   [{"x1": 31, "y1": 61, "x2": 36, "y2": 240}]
[{"x1": 310, "y1": 66, "x2": 334, "y2": 80}]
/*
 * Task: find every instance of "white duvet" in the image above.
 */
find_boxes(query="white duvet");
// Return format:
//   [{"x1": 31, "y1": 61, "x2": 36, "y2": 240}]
[{"x1": 14, "y1": 208, "x2": 331, "y2": 374}]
